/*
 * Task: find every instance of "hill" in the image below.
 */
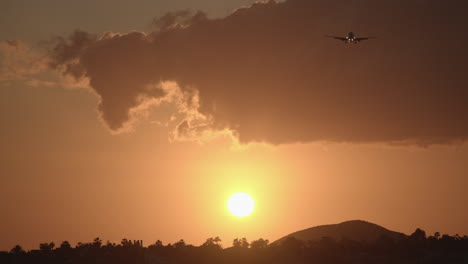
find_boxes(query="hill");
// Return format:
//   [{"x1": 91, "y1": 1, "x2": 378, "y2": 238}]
[{"x1": 275, "y1": 220, "x2": 407, "y2": 244}]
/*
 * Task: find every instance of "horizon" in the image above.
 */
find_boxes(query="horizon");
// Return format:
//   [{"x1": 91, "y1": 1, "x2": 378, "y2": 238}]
[
  {"x1": 7, "y1": 219, "x2": 466, "y2": 251},
  {"x1": 1, "y1": 0, "x2": 467, "y2": 253}
]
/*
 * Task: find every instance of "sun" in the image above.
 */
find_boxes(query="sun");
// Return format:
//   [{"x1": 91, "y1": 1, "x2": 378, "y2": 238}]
[{"x1": 228, "y1": 193, "x2": 255, "y2": 217}]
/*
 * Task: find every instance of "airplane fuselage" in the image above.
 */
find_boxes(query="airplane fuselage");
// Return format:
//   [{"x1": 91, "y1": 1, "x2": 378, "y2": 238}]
[
  {"x1": 345, "y1": 32, "x2": 357, "y2": 43},
  {"x1": 326, "y1": 32, "x2": 375, "y2": 44}
]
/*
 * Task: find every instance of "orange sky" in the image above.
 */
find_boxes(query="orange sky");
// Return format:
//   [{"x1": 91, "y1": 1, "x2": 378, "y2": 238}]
[{"x1": 1, "y1": 0, "x2": 468, "y2": 251}]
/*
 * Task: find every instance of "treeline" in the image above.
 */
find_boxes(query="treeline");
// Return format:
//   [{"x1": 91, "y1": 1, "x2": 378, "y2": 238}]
[{"x1": 2, "y1": 229, "x2": 468, "y2": 264}]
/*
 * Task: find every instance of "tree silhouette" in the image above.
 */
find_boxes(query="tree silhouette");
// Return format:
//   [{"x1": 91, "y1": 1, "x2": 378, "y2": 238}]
[
  {"x1": 201, "y1": 237, "x2": 222, "y2": 250},
  {"x1": 174, "y1": 239, "x2": 187, "y2": 249},
  {"x1": 409, "y1": 228, "x2": 426, "y2": 240},
  {"x1": 232, "y1": 237, "x2": 249, "y2": 248},
  {"x1": 91, "y1": 237, "x2": 102, "y2": 248},
  {"x1": 39, "y1": 242, "x2": 55, "y2": 253},
  {"x1": 250, "y1": 238, "x2": 269, "y2": 249},
  {"x1": 2, "y1": 231, "x2": 468, "y2": 264},
  {"x1": 59, "y1": 241, "x2": 71, "y2": 249},
  {"x1": 149, "y1": 240, "x2": 164, "y2": 249},
  {"x1": 120, "y1": 238, "x2": 132, "y2": 247},
  {"x1": 9, "y1": 245, "x2": 25, "y2": 255}
]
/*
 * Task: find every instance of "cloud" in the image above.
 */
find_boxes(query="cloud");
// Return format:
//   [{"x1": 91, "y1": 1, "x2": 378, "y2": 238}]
[
  {"x1": 47, "y1": 0, "x2": 468, "y2": 145},
  {"x1": 0, "y1": 40, "x2": 47, "y2": 81}
]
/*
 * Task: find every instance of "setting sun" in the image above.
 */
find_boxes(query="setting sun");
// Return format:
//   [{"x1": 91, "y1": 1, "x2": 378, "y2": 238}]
[{"x1": 228, "y1": 193, "x2": 255, "y2": 217}]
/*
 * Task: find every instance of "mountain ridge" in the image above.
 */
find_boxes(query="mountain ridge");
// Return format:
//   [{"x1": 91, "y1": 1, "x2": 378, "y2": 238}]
[{"x1": 274, "y1": 220, "x2": 407, "y2": 244}]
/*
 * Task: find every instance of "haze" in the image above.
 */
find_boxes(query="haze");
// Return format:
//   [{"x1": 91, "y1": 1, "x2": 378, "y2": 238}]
[{"x1": 1, "y1": 0, "x2": 467, "y2": 250}]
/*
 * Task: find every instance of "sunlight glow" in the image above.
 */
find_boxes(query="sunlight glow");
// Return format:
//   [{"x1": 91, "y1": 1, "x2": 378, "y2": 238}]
[{"x1": 228, "y1": 193, "x2": 255, "y2": 217}]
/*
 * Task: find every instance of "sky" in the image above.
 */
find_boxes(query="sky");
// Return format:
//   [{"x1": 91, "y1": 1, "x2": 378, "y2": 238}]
[{"x1": 1, "y1": 0, "x2": 468, "y2": 251}]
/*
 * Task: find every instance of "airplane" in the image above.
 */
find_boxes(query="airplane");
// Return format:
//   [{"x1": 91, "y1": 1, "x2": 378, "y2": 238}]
[{"x1": 325, "y1": 32, "x2": 376, "y2": 44}]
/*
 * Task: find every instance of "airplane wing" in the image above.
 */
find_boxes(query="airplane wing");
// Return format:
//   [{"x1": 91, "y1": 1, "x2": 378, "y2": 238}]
[
  {"x1": 325, "y1": 35, "x2": 347, "y2": 41},
  {"x1": 355, "y1": 37, "x2": 376, "y2": 41}
]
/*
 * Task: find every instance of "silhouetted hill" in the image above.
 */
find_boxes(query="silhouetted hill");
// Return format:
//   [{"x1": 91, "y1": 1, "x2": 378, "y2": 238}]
[
  {"x1": 4, "y1": 228, "x2": 468, "y2": 264},
  {"x1": 275, "y1": 220, "x2": 407, "y2": 244}
]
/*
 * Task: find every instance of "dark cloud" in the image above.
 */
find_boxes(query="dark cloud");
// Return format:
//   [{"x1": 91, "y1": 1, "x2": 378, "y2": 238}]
[
  {"x1": 151, "y1": 10, "x2": 199, "y2": 31},
  {"x1": 48, "y1": 0, "x2": 468, "y2": 145}
]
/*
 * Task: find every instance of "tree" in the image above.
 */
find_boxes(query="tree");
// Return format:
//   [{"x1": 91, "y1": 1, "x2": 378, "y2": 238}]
[
  {"x1": 121, "y1": 238, "x2": 132, "y2": 247},
  {"x1": 76, "y1": 241, "x2": 88, "y2": 248},
  {"x1": 233, "y1": 238, "x2": 249, "y2": 248},
  {"x1": 174, "y1": 239, "x2": 187, "y2": 249},
  {"x1": 149, "y1": 240, "x2": 164, "y2": 249},
  {"x1": 92, "y1": 237, "x2": 102, "y2": 248},
  {"x1": 105, "y1": 240, "x2": 116, "y2": 248},
  {"x1": 10, "y1": 245, "x2": 25, "y2": 255},
  {"x1": 39, "y1": 242, "x2": 55, "y2": 253},
  {"x1": 59, "y1": 241, "x2": 71, "y2": 249},
  {"x1": 409, "y1": 228, "x2": 427, "y2": 240},
  {"x1": 201, "y1": 237, "x2": 222, "y2": 250},
  {"x1": 250, "y1": 238, "x2": 269, "y2": 249}
]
